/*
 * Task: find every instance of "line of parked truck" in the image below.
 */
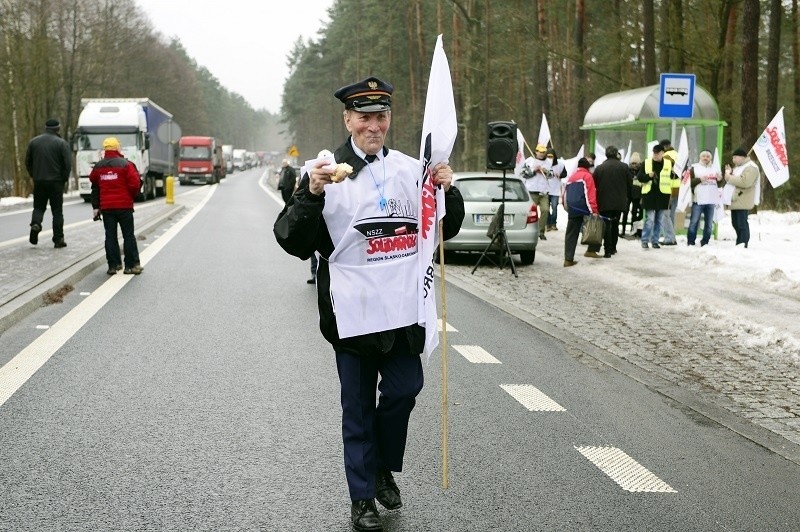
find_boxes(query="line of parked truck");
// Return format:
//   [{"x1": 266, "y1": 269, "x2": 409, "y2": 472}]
[{"x1": 72, "y1": 97, "x2": 256, "y2": 202}]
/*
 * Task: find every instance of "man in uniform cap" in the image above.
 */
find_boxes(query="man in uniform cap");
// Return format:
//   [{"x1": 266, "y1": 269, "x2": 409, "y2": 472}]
[
  {"x1": 274, "y1": 76, "x2": 465, "y2": 531},
  {"x1": 26, "y1": 118, "x2": 72, "y2": 247}
]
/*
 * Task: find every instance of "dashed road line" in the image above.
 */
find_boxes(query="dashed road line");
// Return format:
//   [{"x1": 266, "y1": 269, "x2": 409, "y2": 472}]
[
  {"x1": 575, "y1": 445, "x2": 677, "y2": 493},
  {"x1": 452, "y1": 345, "x2": 501, "y2": 364},
  {"x1": 500, "y1": 384, "x2": 566, "y2": 411}
]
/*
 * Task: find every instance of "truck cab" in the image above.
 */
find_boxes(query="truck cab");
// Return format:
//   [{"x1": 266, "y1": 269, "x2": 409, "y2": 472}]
[
  {"x1": 73, "y1": 98, "x2": 177, "y2": 201},
  {"x1": 178, "y1": 136, "x2": 222, "y2": 185}
]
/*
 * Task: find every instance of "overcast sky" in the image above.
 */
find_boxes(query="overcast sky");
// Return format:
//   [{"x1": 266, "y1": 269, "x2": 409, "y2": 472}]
[{"x1": 135, "y1": 0, "x2": 334, "y2": 114}]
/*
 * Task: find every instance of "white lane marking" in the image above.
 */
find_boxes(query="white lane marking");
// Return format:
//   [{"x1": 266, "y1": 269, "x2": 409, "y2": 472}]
[
  {"x1": 452, "y1": 345, "x2": 501, "y2": 364},
  {"x1": 437, "y1": 319, "x2": 457, "y2": 332},
  {"x1": 575, "y1": 446, "x2": 677, "y2": 493},
  {"x1": 0, "y1": 186, "x2": 217, "y2": 409},
  {"x1": 79, "y1": 292, "x2": 90, "y2": 296},
  {"x1": 500, "y1": 384, "x2": 566, "y2": 411},
  {"x1": 35, "y1": 325, "x2": 49, "y2": 330},
  {"x1": 258, "y1": 170, "x2": 283, "y2": 204}
]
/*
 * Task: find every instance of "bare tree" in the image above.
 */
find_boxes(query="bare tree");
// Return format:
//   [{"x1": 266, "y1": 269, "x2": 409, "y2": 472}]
[
  {"x1": 740, "y1": 0, "x2": 760, "y2": 148},
  {"x1": 642, "y1": 0, "x2": 656, "y2": 85},
  {"x1": 765, "y1": 0, "x2": 782, "y2": 121}
]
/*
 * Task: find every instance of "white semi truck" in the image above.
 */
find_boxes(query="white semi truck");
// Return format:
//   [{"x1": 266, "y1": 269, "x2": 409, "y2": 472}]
[{"x1": 73, "y1": 98, "x2": 180, "y2": 201}]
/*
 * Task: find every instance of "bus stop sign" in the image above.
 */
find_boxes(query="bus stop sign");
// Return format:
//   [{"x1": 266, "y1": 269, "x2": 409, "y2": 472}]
[{"x1": 659, "y1": 73, "x2": 695, "y2": 119}]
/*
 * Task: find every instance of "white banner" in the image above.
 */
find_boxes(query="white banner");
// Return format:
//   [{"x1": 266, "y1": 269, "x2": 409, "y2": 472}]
[
  {"x1": 538, "y1": 114, "x2": 551, "y2": 148},
  {"x1": 418, "y1": 35, "x2": 455, "y2": 358},
  {"x1": 752, "y1": 107, "x2": 790, "y2": 188},
  {"x1": 514, "y1": 127, "x2": 527, "y2": 178}
]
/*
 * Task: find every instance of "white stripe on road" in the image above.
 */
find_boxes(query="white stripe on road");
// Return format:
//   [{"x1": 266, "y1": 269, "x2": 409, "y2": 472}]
[
  {"x1": 500, "y1": 384, "x2": 566, "y2": 411},
  {"x1": 438, "y1": 319, "x2": 457, "y2": 332},
  {"x1": 575, "y1": 445, "x2": 677, "y2": 493},
  {"x1": 452, "y1": 345, "x2": 501, "y2": 364},
  {"x1": 0, "y1": 186, "x2": 216, "y2": 409}
]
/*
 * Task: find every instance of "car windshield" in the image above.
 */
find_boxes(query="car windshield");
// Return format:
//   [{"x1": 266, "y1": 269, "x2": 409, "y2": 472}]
[
  {"x1": 179, "y1": 146, "x2": 211, "y2": 160},
  {"x1": 79, "y1": 133, "x2": 137, "y2": 150},
  {"x1": 457, "y1": 177, "x2": 528, "y2": 202}
]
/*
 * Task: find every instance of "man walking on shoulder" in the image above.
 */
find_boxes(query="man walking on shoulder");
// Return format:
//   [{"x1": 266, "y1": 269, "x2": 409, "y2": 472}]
[{"x1": 26, "y1": 118, "x2": 72, "y2": 248}]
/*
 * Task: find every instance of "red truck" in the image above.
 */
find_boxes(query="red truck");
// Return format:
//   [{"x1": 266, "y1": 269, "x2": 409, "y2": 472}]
[{"x1": 177, "y1": 136, "x2": 226, "y2": 185}]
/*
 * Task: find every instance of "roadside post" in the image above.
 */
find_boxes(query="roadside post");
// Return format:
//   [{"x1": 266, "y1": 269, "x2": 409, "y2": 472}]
[{"x1": 166, "y1": 175, "x2": 174, "y2": 204}]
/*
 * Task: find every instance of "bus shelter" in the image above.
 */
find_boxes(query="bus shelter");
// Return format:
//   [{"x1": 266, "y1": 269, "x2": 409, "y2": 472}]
[{"x1": 581, "y1": 84, "x2": 727, "y2": 162}]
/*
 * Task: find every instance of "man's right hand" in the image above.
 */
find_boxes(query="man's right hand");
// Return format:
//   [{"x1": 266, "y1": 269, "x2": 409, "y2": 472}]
[{"x1": 308, "y1": 160, "x2": 335, "y2": 195}]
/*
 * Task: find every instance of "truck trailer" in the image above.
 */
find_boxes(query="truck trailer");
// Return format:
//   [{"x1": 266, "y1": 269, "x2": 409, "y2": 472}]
[
  {"x1": 177, "y1": 136, "x2": 225, "y2": 185},
  {"x1": 73, "y1": 98, "x2": 180, "y2": 201}
]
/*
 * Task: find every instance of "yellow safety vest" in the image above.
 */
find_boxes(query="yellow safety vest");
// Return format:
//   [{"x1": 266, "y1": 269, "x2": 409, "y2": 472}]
[
  {"x1": 664, "y1": 150, "x2": 682, "y2": 189},
  {"x1": 642, "y1": 158, "x2": 673, "y2": 195}
]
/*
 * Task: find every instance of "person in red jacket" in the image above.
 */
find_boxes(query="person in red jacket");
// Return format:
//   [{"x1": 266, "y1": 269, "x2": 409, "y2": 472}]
[
  {"x1": 89, "y1": 137, "x2": 143, "y2": 275},
  {"x1": 562, "y1": 157, "x2": 599, "y2": 267}
]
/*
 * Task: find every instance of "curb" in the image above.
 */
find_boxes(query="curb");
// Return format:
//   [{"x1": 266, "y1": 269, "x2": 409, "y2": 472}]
[{"x1": 0, "y1": 204, "x2": 184, "y2": 335}]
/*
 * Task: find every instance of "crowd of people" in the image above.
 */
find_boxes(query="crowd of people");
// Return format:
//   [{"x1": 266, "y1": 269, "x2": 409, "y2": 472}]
[{"x1": 522, "y1": 139, "x2": 761, "y2": 267}]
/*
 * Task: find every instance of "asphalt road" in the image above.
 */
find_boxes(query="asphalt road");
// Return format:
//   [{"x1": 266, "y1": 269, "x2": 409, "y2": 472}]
[{"x1": 0, "y1": 169, "x2": 798, "y2": 531}]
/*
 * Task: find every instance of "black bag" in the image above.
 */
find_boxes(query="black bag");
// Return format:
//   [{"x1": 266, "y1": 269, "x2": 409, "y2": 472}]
[{"x1": 580, "y1": 216, "x2": 604, "y2": 246}]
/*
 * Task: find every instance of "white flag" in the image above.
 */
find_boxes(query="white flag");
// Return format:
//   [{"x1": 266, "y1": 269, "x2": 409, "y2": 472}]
[
  {"x1": 675, "y1": 128, "x2": 692, "y2": 212},
  {"x1": 538, "y1": 114, "x2": 551, "y2": 148},
  {"x1": 593, "y1": 140, "x2": 606, "y2": 167},
  {"x1": 514, "y1": 127, "x2": 528, "y2": 178},
  {"x1": 752, "y1": 107, "x2": 790, "y2": 188},
  {"x1": 623, "y1": 140, "x2": 633, "y2": 165},
  {"x1": 418, "y1": 35, "x2": 455, "y2": 359},
  {"x1": 563, "y1": 145, "x2": 585, "y2": 177},
  {"x1": 674, "y1": 128, "x2": 689, "y2": 177}
]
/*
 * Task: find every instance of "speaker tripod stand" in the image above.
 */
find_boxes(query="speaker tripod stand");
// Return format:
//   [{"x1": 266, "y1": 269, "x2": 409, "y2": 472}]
[{"x1": 471, "y1": 169, "x2": 518, "y2": 278}]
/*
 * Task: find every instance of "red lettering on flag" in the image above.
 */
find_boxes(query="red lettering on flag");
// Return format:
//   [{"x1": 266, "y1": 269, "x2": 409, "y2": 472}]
[
  {"x1": 767, "y1": 126, "x2": 788, "y2": 166},
  {"x1": 421, "y1": 170, "x2": 437, "y2": 239}
]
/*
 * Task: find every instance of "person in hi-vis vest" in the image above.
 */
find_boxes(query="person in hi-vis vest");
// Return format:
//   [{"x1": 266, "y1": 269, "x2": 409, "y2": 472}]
[
  {"x1": 273, "y1": 77, "x2": 465, "y2": 532},
  {"x1": 636, "y1": 144, "x2": 672, "y2": 249}
]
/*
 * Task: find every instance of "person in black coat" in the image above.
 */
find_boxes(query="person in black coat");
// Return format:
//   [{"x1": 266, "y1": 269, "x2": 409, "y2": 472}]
[
  {"x1": 26, "y1": 118, "x2": 72, "y2": 247},
  {"x1": 588, "y1": 145, "x2": 630, "y2": 257},
  {"x1": 276, "y1": 159, "x2": 297, "y2": 203}
]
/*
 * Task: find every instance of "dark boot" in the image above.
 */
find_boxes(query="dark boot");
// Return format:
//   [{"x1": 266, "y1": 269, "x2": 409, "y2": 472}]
[
  {"x1": 351, "y1": 499, "x2": 382, "y2": 531},
  {"x1": 375, "y1": 470, "x2": 402, "y2": 510},
  {"x1": 29, "y1": 223, "x2": 41, "y2": 245}
]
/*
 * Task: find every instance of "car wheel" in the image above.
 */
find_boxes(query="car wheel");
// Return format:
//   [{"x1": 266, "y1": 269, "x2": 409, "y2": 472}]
[{"x1": 519, "y1": 249, "x2": 536, "y2": 265}]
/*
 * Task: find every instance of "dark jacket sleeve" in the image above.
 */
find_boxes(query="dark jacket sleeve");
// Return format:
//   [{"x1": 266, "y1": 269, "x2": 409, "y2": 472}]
[
  {"x1": 442, "y1": 186, "x2": 465, "y2": 241},
  {"x1": 273, "y1": 174, "x2": 327, "y2": 260},
  {"x1": 60, "y1": 141, "x2": 72, "y2": 182}
]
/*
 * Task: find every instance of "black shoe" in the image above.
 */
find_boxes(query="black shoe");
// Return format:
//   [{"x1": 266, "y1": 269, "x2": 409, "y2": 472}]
[
  {"x1": 54, "y1": 239, "x2": 67, "y2": 248},
  {"x1": 375, "y1": 470, "x2": 402, "y2": 510},
  {"x1": 107, "y1": 265, "x2": 122, "y2": 275},
  {"x1": 123, "y1": 265, "x2": 143, "y2": 275},
  {"x1": 29, "y1": 223, "x2": 41, "y2": 245},
  {"x1": 351, "y1": 499, "x2": 382, "y2": 531},
  {"x1": 306, "y1": 277, "x2": 316, "y2": 284},
  {"x1": 603, "y1": 253, "x2": 612, "y2": 258},
  {"x1": 539, "y1": 233, "x2": 547, "y2": 241},
  {"x1": 651, "y1": 243, "x2": 661, "y2": 249}
]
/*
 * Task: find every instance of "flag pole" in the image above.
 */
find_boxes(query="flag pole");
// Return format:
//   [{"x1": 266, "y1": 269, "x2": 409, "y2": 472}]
[{"x1": 437, "y1": 219, "x2": 449, "y2": 490}]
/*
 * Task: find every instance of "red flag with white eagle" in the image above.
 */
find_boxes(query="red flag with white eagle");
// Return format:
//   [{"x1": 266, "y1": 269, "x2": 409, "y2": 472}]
[{"x1": 418, "y1": 35, "x2": 456, "y2": 358}]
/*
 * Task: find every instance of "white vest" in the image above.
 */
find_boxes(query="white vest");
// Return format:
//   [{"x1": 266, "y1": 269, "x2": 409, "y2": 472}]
[
  {"x1": 692, "y1": 163, "x2": 720, "y2": 205},
  {"x1": 323, "y1": 150, "x2": 420, "y2": 338},
  {"x1": 523, "y1": 156, "x2": 551, "y2": 192}
]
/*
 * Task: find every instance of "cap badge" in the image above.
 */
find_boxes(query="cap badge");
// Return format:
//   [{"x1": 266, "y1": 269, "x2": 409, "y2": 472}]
[{"x1": 368, "y1": 81, "x2": 378, "y2": 89}]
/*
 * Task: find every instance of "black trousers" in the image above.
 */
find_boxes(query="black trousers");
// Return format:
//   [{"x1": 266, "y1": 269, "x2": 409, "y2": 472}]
[
  {"x1": 31, "y1": 181, "x2": 65, "y2": 242},
  {"x1": 335, "y1": 332, "x2": 424, "y2": 501},
  {"x1": 280, "y1": 187, "x2": 293, "y2": 203},
  {"x1": 102, "y1": 209, "x2": 140, "y2": 268},
  {"x1": 564, "y1": 215, "x2": 583, "y2": 261}
]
